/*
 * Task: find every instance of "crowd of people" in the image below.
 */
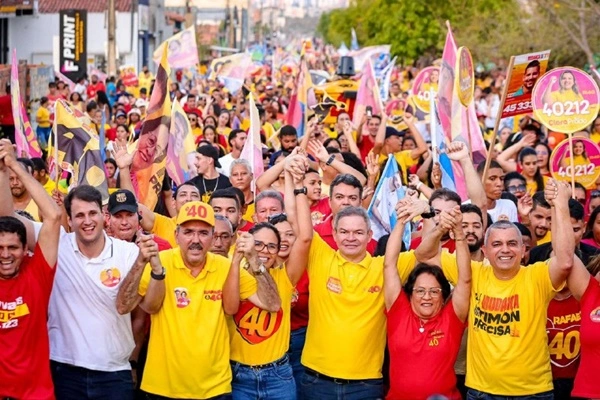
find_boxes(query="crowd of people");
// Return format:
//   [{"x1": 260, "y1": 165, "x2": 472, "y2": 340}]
[{"x1": 2, "y1": 38, "x2": 600, "y2": 400}]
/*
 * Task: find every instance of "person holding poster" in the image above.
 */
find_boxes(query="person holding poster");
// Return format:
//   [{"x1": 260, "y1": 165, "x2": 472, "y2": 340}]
[{"x1": 542, "y1": 70, "x2": 584, "y2": 106}]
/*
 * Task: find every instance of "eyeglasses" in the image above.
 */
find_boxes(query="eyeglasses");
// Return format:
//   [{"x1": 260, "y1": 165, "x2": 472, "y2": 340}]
[
  {"x1": 591, "y1": 190, "x2": 600, "y2": 199},
  {"x1": 507, "y1": 184, "x2": 526, "y2": 193},
  {"x1": 254, "y1": 240, "x2": 279, "y2": 254},
  {"x1": 413, "y1": 288, "x2": 443, "y2": 298},
  {"x1": 267, "y1": 213, "x2": 288, "y2": 224},
  {"x1": 536, "y1": 150, "x2": 548, "y2": 156},
  {"x1": 214, "y1": 233, "x2": 232, "y2": 241}
]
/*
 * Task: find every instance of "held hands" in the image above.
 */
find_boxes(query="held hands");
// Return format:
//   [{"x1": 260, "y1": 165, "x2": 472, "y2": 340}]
[
  {"x1": 236, "y1": 232, "x2": 258, "y2": 265},
  {"x1": 0, "y1": 139, "x2": 18, "y2": 169},
  {"x1": 448, "y1": 206, "x2": 465, "y2": 240},
  {"x1": 395, "y1": 190, "x2": 428, "y2": 224},
  {"x1": 437, "y1": 206, "x2": 461, "y2": 235},
  {"x1": 136, "y1": 232, "x2": 160, "y2": 271},
  {"x1": 544, "y1": 179, "x2": 570, "y2": 207}
]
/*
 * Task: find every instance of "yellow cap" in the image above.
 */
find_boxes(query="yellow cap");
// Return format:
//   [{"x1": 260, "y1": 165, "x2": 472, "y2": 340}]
[{"x1": 176, "y1": 201, "x2": 215, "y2": 227}]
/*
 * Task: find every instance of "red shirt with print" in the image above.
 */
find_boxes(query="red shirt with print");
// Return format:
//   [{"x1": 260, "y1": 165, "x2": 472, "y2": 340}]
[
  {"x1": 0, "y1": 244, "x2": 56, "y2": 400},
  {"x1": 546, "y1": 295, "x2": 581, "y2": 379},
  {"x1": 310, "y1": 197, "x2": 331, "y2": 226}
]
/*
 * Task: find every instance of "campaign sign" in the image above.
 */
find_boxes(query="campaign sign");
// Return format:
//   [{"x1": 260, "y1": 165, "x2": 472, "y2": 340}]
[{"x1": 550, "y1": 137, "x2": 600, "y2": 188}]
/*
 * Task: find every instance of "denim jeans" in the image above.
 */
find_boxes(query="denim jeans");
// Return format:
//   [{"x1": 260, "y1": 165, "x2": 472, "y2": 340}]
[
  {"x1": 300, "y1": 369, "x2": 384, "y2": 400},
  {"x1": 288, "y1": 326, "x2": 307, "y2": 399},
  {"x1": 231, "y1": 355, "x2": 296, "y2": 400},
  {"x1": 467, "y1": 388, "x2": 554, "y2": 400},
  {"x1": 51, "y1": 361, "x2": 134, "y2": 400}
]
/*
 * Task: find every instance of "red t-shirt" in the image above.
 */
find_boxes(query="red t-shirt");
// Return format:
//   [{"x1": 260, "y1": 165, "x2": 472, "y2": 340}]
[
  {"x1": 358, "y1": 135, "x2": 376, "y2": 162},
  {"x1": 0, "y1": 244, "x2": 55, "y2": 400},
  {"x1": 310, "y1": 197, "x2": 331, "y2": 226},
  {"x1": 572, "y1": 276, "x2": 600, "y2": 398},
  {"x1": 546, "y1": 295, "x2": 581, "y2": 379},
  {"x1": 290, "y1": 270, "x2": 309, "y2": 330},
  {"x1": 386, "y1": 293, "x2": 464, "y2": 400},
  {"x1": 314, "y1": 215, "x2": 377, "y2": 255},
  {"x1": 87, "y1": 82, "x2": 106, "y2": 100}
]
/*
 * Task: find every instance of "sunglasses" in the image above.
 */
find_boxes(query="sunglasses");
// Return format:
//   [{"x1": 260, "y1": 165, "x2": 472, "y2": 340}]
[
  {"x1": 267, "y1": 213, "x2": 288, "y2": 224},
  {"x1": 507, "y1": 184, "x2": 526, "y2": 193}
]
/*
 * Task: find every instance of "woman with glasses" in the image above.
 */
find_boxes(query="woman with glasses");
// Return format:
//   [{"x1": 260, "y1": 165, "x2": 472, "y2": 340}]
[
  {"x1": 228, "y1": 166, "x2": 312, "y2": 400},
  {"x1": 384, "y1": 204, "x2": 470, "y2": 400},
  {"x1": 187, "y1": 111, "x2": 202, "y2": 137},
  {"x1": 504, "y1": 172, "x2": 528, "y2": 199}
]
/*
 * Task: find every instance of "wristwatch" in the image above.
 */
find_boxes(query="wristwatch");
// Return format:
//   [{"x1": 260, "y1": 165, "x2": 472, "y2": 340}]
[
  {"x1": 421, "y1": 207, "x2": 436, "y2": 219},
  {"x1": 253, "y1": 264, "x2": 267, "y2": 276},
  {"x1": 294, "y1": 187, "x2": 307, "y2": 196},
  {"x1": 325, "y1": 154, "x2": 336, "y2": 166},
  {"x1": 150, "y1": 267, "x2": 166, "y2": 280}
]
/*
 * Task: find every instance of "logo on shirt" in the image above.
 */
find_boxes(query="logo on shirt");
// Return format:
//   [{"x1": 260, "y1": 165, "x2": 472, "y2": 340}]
[
  {"x1": 100, "y1": 267, "x2": 121, "y2": 287},
  {"x1": 367, "y1": 285, "x2": 381, "y2": 293},
  {"x1": 311, "y1": 211, "x2": 324, "y2": 225},
  {"x1": 326, "y1": 277, "x2": 342, "y2": 294},
  {"x1": 428, "y1": 329, "x2": 445, "y2": 347},
  {"x1": 291, "y1": 288, "x2": 299, "y2": 307},
  {"x1": 473, "y1": 293, "x2": 521, "y2": 337},
  {"x1": 590, "y1": 307, "x2": 600, "y2": 323},
  {"x1": 204, "y1": 290, "x2": 222, "y2": 301},
  {"x1": 233, "y1": 300, "x2": 283, "y2": 344},
  {"x1": 0, "y1": 296, "x2": 29, "y2": 330},
  {"x1": 174, "y1": 287, "x2": 191, "y2": 308},
  {"x1": 546, "y1": 315, "x2": 581, "y2": 368}
]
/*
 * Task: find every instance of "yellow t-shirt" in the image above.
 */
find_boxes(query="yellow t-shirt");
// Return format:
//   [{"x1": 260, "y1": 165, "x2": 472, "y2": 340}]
[
  {"x1": 537, "y1": 230, "x2": 551, "y2": 245},
  {"x1": 301, "y1": 233, "x2": 415, "y2": 379},
  {"x1": 21, "y1": 199, "x2": 41, "y2": 222},
  {"x1": 525, "y1": 175, "x2": 548, "y2": 195},
  {"x1": 243, "y1": 202, "x2": 255, "y2": 223},
  {"x1": 550, "y1": 89, "x2": 583, "y2": 104},
  {"x1": 562, "y1": 155, "x2": 588, "y2": 168},
  {"x1": 440, "y1": 252, "x2": 558, "y2": 396},
  {"x1": 590, "y1": 131, "x2": 600, "y2": 145},
  {"x1": 152, "y1": 213, "x2": 177, "y2": 247},
  {"x1": 36, "y1": 107, "x2": 51, "y2": 128},
  {"x1": 228, "y1": 265, "x2": 293, "y2": 365},
  {"x1": 139, "y1": 250, "x2": 257, "y2": 398},
  {"x1": 380, "y1": 150, "x2": 417, "y2": 185},
  {"x1": 42, "y1": 178, "x2": 57, "y2": 196}
]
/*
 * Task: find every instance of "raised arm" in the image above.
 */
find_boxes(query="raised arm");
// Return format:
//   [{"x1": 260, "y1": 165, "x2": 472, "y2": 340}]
[
  {"x1": 445, "y1": 141, "x2": 488, "y2": 226},
  {"x1": 372, "y1": 114, "x2": 388, "y2": 156},
  {"x1": 496, "y1": 133, "x2": 536, "y2": 173},
  {"x1": 547, "y1": 179, "x2": 575, "y2": 289},
  {"x1": 404, "y1": 113, "x2": 427, "y2": 161},
  {"x1": 307, "y1": 139, "x2": 367, "y2": 185},
  {"x1": 341, "y1": 120, "x2": 361, "y2": 159},
  {"x1": 449, "y1": 207, "x2": 471, "y2": 322},
  {"x1": 283, "y1": 157, "x2": 312, "y2": 285},
  {"x1": 116, "y1": 234, "x2": 163, "y2": 314},
  {"x1": 222, "y1": 250, "x2": 243, "y2": 315},
  {"x1": 256, "y1": 159, "x2": 286, "y2": 192},
  {"x1": 237, "y1": 232, "x2": 282, "y2": 312}
]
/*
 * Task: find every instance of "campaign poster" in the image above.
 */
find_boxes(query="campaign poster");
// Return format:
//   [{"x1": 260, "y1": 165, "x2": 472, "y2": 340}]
[{"x1": 59, "y1": 9, "x2": 87, "y2": 82}]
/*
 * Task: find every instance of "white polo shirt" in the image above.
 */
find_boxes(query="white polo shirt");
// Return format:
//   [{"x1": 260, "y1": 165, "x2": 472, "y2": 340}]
[{"x1": 48, "y1": 228, "x2": 140, "y2": 371}]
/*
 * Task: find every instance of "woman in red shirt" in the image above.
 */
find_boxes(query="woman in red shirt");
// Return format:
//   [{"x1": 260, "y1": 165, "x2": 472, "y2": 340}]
[
  {"x1": 385, "y1": 202, "x2": 471, "y2": 400},
  {"x1": 566, "y1": 253, "x2": 600, "y2": 399}
]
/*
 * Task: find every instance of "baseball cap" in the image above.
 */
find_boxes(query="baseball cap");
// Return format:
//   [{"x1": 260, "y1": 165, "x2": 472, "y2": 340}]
[
  {"x1": 108, "y1": 189, "x2": 138, "y2": 215},
  {"x1": 197, "y1": 145, "x2": 222, "y2": 168},
  {"x1": 176, "y1": 201, "x2": 215, "y2": 227},
  {"x1": 116, "y1": 110, "x2": 127, "y2": 119},
  {"x1": 385, "y1": 126, "x2": 405, "y2": 139},
  {"x1": 135, "y1": 98, "x2": 148, "y2": 108}
]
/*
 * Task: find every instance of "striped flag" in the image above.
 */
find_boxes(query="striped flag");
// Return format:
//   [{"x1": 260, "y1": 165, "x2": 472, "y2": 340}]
[
  {"x1": 367, "y1": 155, "x2": 411, "y2": 249},
  {"x1": 379, "y1": 56, "x2": 396, "y2": 102},
  {"x1": 131, "y1": 43, "x2": 171, "y2": 210},
  {"x1": 166, "y1": 100, "x2": 197, "y2": 186},
  {"x1": 54, "y1": 99, "x2": 109, "y2": 201},
  {"x1": 430, "y1": 89, "x2": 458, "y2": 194},
  {"x1": 11, "y1": 49, "x2": 42, "y2": 158},
  {"x1": 286, "y1": 56, "x2": 316, "y2": 137},
  {"x1": 240, "y1": 93, "x2": 264, "y2": 193}
]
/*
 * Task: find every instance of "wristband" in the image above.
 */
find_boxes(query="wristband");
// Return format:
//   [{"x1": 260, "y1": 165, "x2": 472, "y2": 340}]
[
  {"x1": 150, "y1": 267, "x2": 166, "y2": 280},
  {"x1": 326, "y1": 155, "x2": 336, "y2": 166},
  {"x1": 415, "y1": 182, "x2": 423, "y2": 191}
]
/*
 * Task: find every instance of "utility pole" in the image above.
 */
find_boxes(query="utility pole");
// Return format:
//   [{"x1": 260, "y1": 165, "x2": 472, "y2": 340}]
[
  {"x1": 184, "y1": 0, "x2": 193, "y2": 28},
  {"x1": 107, "y1": 0, "x2": 117, "y2": 76}
]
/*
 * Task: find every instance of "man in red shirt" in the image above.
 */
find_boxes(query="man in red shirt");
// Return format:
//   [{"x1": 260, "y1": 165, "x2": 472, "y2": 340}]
[
  {"x1": 314, "y1": 174, "x2": 377, "y2": 254},
  {"x1": 357, "y1": 114, "x2": 383, "y2": 161},
  {"x1": 87, "y1": 74, "x2": 106, "y2": 100},
  {"x1": 0, "y1": 138, "x2": 62, "y2": 400}
]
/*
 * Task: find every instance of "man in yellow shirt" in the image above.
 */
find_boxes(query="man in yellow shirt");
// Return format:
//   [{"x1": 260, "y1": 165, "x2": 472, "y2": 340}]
[
  {"x1": 116, "y1": 201, "x2": 281, "y2": 399},
  {"x1": 31, "y1": 158, "x2": 56, "y2": 196},
  {"x1": 9, "y1": 160, "x2": 40, "y2": 221},
  {"x1": 416, "y1": 179, "x2": 575, "y2": 398}
]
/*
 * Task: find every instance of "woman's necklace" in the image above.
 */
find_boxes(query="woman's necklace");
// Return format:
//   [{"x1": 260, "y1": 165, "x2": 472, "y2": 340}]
[{"x1": 419, "y1": 319, "x2": 425, "y2": 334}]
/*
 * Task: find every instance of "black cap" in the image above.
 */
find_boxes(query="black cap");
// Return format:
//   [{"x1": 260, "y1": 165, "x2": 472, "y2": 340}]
[
  {"x1": 108, "y1": 189, "x2": 138, "y2": 215},
  {"x1": 197, "y1": 145, "x2": 222, "y2": 168},
  {"x1": 385, "y1": 126, "x2": 404, "y2": 139}
]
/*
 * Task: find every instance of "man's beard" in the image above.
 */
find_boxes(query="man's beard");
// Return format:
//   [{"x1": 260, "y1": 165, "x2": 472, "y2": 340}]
[{"x1": 467, "y1": 234, "x2": 484, "y2": 253}]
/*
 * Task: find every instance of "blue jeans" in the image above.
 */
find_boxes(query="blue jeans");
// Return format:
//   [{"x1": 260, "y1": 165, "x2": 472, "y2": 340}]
[
  {"x1": 51, "y1": 361, "x2": 134, "y2": 400},
  {"x1": 467, "y1": 389, "x2": 554, "y2": 400},
  {"x1": 288, "y1": 326, "x2": 307, "y2": 399},
  {"x1": 36, "y1": 126, "x2": 51, "y2": 149},
  {"x1": 231, "y1": 355, "x2": 296, "y2": 400},
  {"x1": 300, "y1": 369, "x2": 384, "y2": 400}
]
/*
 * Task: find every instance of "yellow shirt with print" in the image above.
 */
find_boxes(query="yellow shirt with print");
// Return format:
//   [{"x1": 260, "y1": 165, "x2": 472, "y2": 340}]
[
  {"x1": 228, "y1": 265, "x2": 293, "y2": 365},
  {"x1": 440, "y1": 251, "x2": 558, "y2": 396},
  {"x1": 301, "y1": 233, "x2": 416, "y2": 379},
  {"x1": 139, "y1": 250, "x2": 257, "y2": 399},
  {"x1": 379, "y1": 150, "x2": 417, "y2": 185},
  {"x1": 152, "y1": 213, "x2": 177, "y2": 247}
]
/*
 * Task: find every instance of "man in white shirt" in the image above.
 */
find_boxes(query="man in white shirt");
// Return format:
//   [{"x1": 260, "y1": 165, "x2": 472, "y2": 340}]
[
  {"x1": 0, "y1": 184, "x2": 159, "y2": 398},
  {"x1": 218, "y1": 129, "x2": 247, "y2": 177},
  {"x1": 478, "y1": 160, "x2": 518, "y2": 222}
]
